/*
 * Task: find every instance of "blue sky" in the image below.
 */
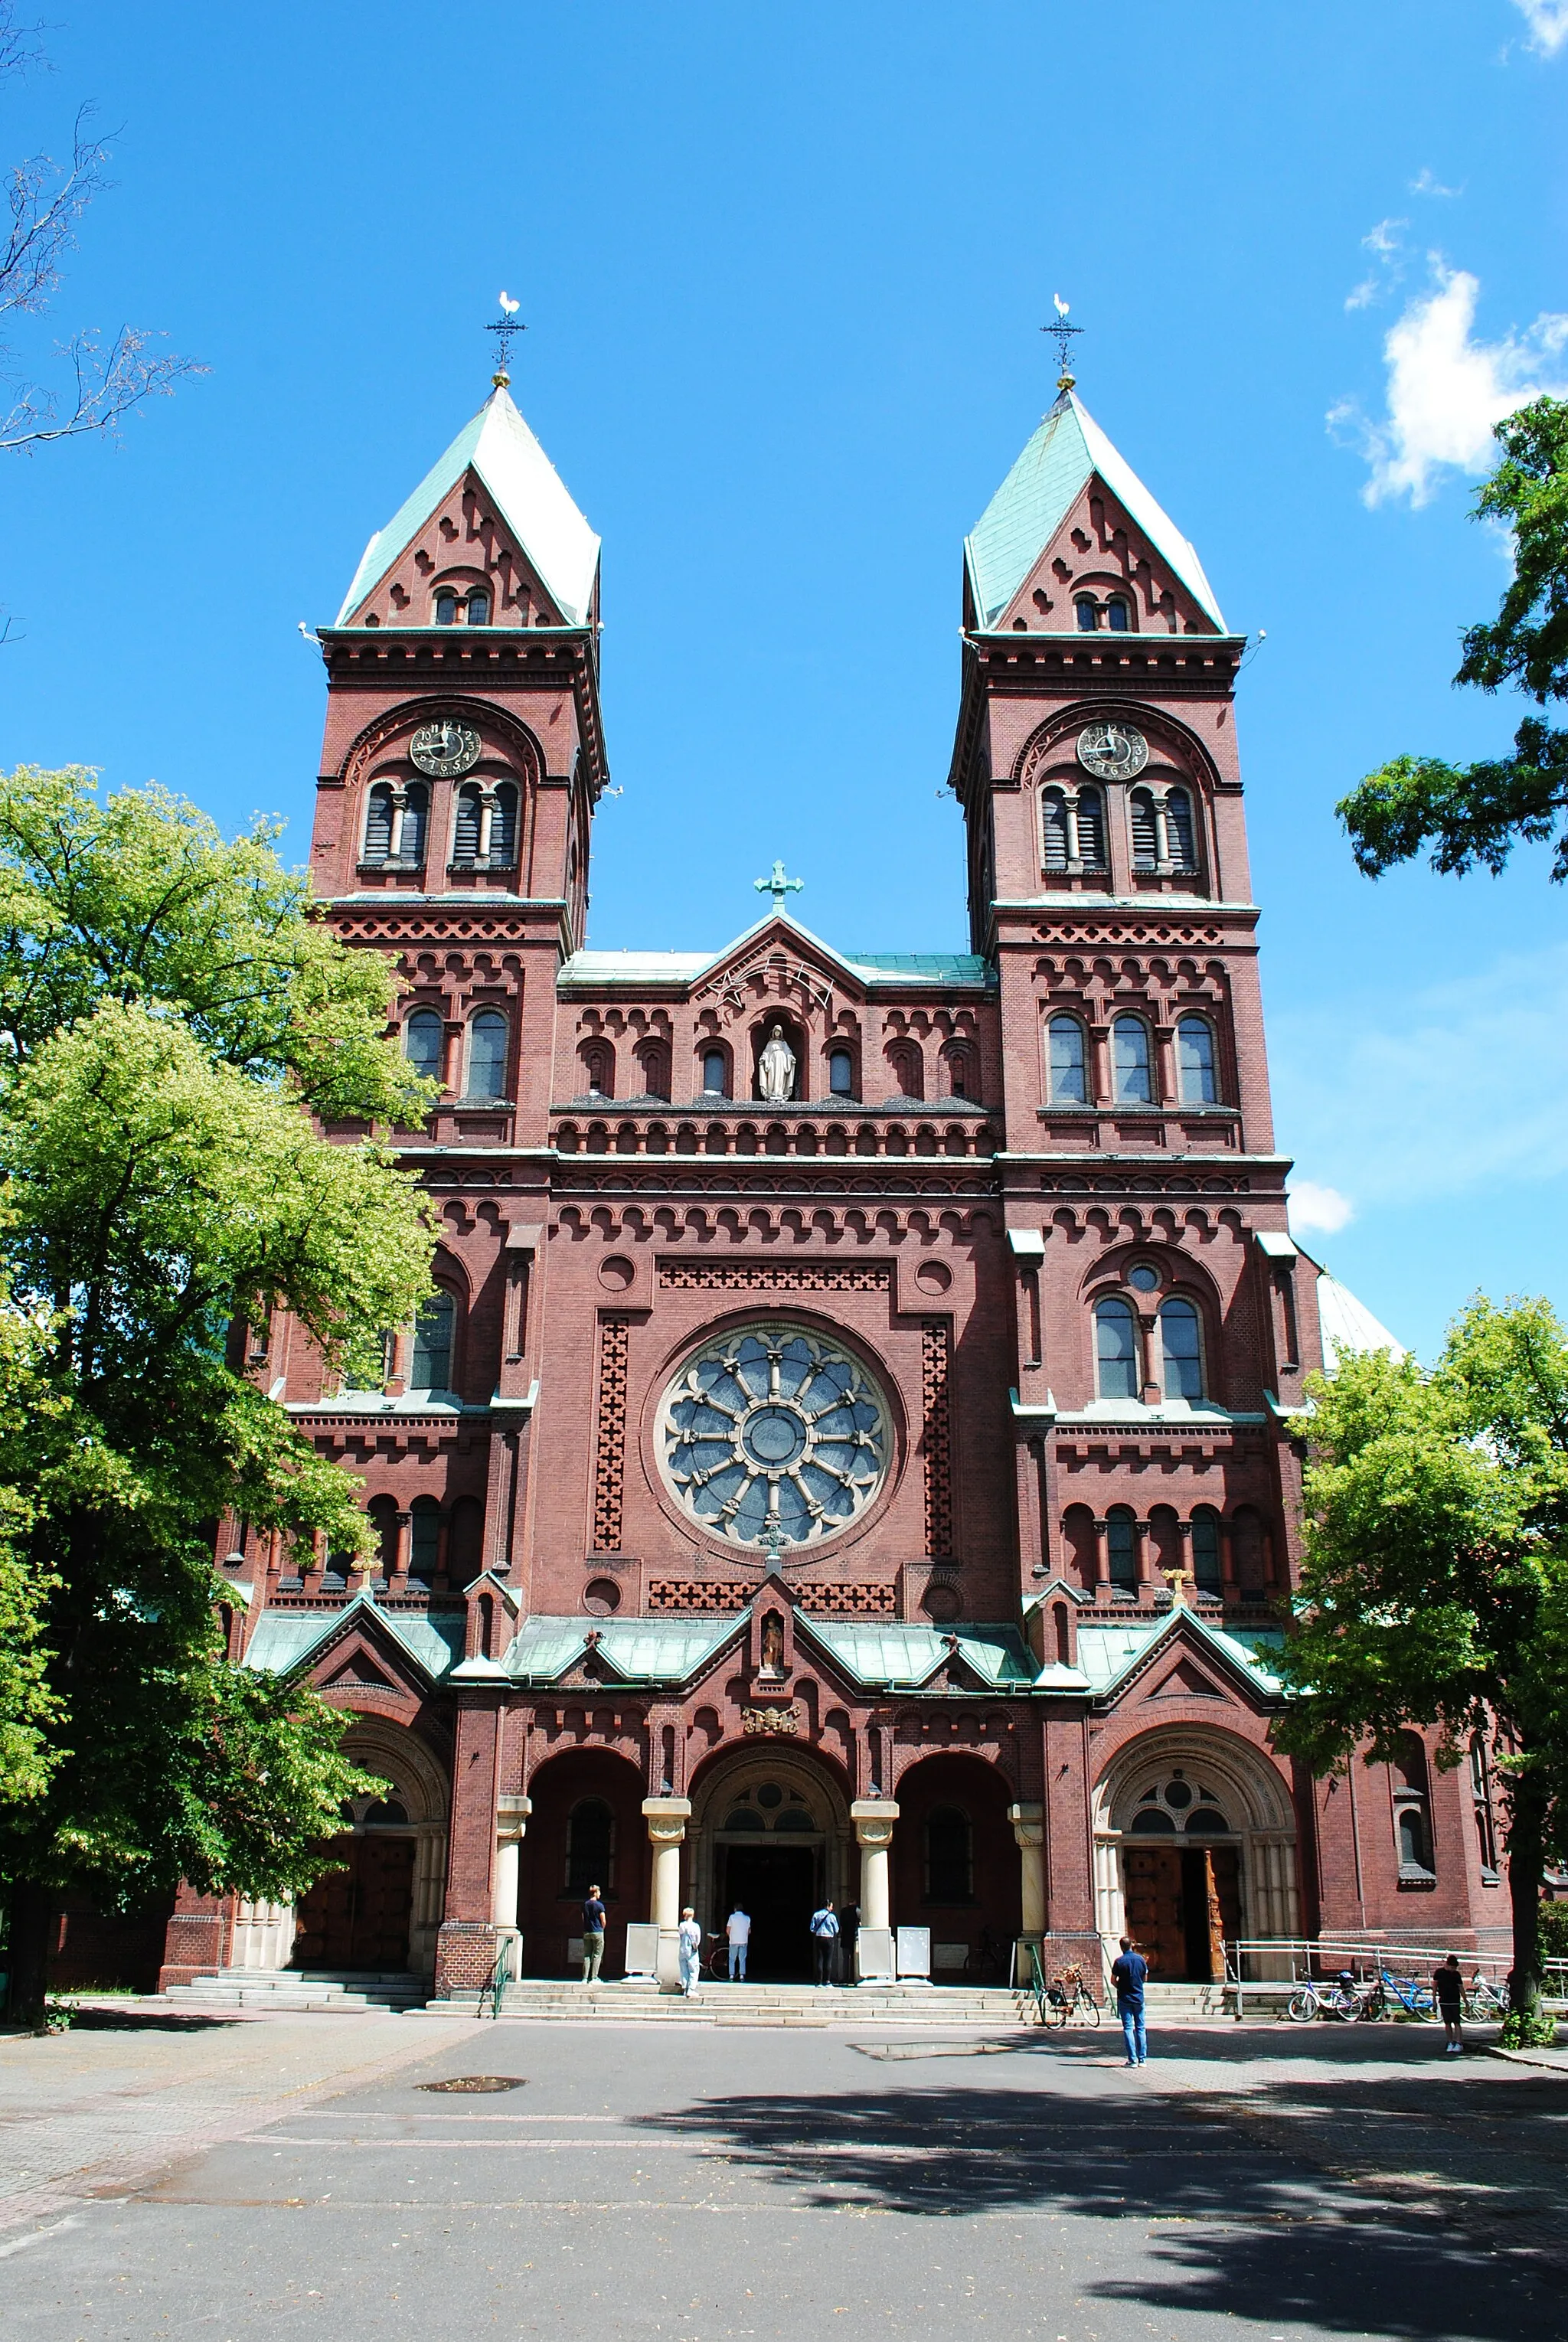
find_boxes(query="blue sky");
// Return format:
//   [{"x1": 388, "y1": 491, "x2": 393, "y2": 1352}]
[{"x1": 2, "y1": 0, "x2": 1566, "y2": 1360}]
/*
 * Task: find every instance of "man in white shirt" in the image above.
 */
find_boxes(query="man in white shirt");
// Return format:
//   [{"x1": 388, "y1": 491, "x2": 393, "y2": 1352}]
[{"x1": 725, "y1": 1903, "x2": 752, "y2": 1981}]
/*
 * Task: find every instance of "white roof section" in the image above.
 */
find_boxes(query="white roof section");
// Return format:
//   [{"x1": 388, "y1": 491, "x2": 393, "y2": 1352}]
[
  {"x1": 1312, "y1": 1266, "x2": 1409, "y2": 1369},
  {"x1": 965, "y1": 389, "x2": 1227, "y2": 633},
  {"x1": 557, "y1": 909, "x2": 994, "y2": 992},
  {"x1": 336, "y1": 386, "x2": 600, "y2": 628}
]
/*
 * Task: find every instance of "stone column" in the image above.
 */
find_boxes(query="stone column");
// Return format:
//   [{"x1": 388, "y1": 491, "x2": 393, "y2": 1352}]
[
  {"x1": 1009, "y1": 1801, "x2": 1045, "y2": 1987},
  {"x1": 643, "y1": 1796, "x2": 691, "y2": 1991},
  {"x1": 492, "y1": 1793, "x2": 531, "y2": 1982},
  {"x1": 851, "y1": 1798, "x2": 899, "y2": 1975}
]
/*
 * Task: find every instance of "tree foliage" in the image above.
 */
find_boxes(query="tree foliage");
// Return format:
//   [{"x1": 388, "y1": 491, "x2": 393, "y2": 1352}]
[
  {"x1": 0, "y1": 768, "x2": 438, "y2": 2015},
  {"x1": 1275, "y1": 1295, "x2": 1568, "y2": 2021},
  {"x1": 1338, "y1": 396, "x2": 1568, "y2": 884}
]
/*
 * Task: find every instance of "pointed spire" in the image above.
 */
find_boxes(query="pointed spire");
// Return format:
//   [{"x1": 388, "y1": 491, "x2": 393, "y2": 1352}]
[
  {"x1": 964, "y1": 385, "x2": 1227, "y2": 633},
  {"x1": 337, "y1": 378, "x2": 599, "y2": 629}
]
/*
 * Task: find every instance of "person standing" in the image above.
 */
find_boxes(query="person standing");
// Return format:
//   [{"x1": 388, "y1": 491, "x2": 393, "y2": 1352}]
[
  {"x1": 840, "y1": 1902, "x2": 861, "y2": 1986},
  {"x1": 580, "y1": 1884, "x2": 606, "y2": 1984},
  {"x1": 1111, "y1": 1935, "x2": 1149, "y2": 2066},
  {"x1": 1435, "y1": 1953, "x2": 1465, "y2": 2053},
  {"x1": 809, "y1": 1899, "x2": 840, "y2": 1986},
  {"x1": 678, "y1": 1906, "x2": 702, "y2": 1997},
  {"x1": 726, "y1": 1903, "x2": 752, "y2": 1981}
]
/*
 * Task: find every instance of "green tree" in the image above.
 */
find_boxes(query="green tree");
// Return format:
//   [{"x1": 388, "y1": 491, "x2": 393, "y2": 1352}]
[
  {"x1": 1338, "y1": 396, "x2": 1568, "y2": 884},
  {"x1": 0, "y1": 768, "x2": 437, "y2": 2024},
  {"x1": 1274, "y1": 1296, "x2": 1568, "y2": 2038}
]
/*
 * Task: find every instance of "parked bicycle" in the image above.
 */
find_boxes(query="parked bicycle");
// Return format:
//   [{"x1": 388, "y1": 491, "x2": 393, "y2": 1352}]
[
  {"x1": 1044, "y1": 1965, "x2": 1102, "y2": 2027},
  {"x1": 1286, "y1": 1970, "x2": 1380, "y2": 2023},
  {"x1": 1375, "y1": 1967, "x2": 1436, "y2": 2020},
  {"x1": 1463, "y1": 1971, "x2": 1508, "y2": 2020},
  {"x1": 964, "y1": 1927, "x2": 1009, "y2": 1985}
]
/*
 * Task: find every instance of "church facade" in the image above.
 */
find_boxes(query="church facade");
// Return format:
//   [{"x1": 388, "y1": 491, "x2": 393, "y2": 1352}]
[{"x1": 160, "y1": 361, "x2": 1510, "y2": 1998}]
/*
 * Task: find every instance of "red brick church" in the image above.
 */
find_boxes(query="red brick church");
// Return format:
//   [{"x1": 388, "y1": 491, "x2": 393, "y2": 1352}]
[{"x1": 158, "y1": 345, "x2": 1509, "y2": 1998}]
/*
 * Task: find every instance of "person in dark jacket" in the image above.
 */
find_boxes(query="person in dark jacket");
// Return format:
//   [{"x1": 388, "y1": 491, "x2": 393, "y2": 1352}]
[
  {"x1": 1111, "y1": 1935, "x2": 1149, "y2": 2066},
  {"x1": 1435, "y1": 1953, "x2": 1465, "y2": 2053},
  {"x1": 580, "y1": 1886, "x2": 606, "y2": 1983}
]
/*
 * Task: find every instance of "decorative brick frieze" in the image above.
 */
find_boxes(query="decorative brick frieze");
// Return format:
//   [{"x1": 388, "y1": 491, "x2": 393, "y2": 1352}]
[
  {"x1": 658, "y1": 1261, "x2": 892, "y2": 1293},
  {"x1": 647, "y1": 1580, "x2": 749, "y2": 1612},
  {"x1": 591, "y1": 1315, "x2": 632, "y2": 1552},
  {"x1": 795, "y1": 1583, "x2": 897, "y2": 1615},
  {"x1": 920, "y1": 1318, "x2": 955, "y2": 1560}
]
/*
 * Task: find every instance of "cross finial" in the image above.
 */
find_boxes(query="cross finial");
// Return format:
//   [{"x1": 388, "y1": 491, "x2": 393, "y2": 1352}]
[
  {"x1": 486, "y1": 291, "x2": 525, "y2": 389},
  {"x1": 758, "y1": 1519, "x2": 790, "y2": 1568},
  {"x1": 1161, "y1": 1563, "x2": 1191, "y2": 1610},
  {"x1": 754, "y1": 858, "x2": 803, "y2": 914},
  {"x1": 1043, "y1": 294, "x2": 1083, "y2": 394}
]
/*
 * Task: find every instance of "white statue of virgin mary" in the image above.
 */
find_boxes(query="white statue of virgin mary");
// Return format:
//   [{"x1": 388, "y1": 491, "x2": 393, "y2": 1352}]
[{"x1": 757, "y1": 1024, "x2": 796, "y2": 1102}]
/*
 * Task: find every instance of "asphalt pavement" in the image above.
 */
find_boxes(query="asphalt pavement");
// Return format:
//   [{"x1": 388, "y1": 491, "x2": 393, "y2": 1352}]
[{"x1": 2, "y1": 2008, "x2": 1564, "y2": 2341}]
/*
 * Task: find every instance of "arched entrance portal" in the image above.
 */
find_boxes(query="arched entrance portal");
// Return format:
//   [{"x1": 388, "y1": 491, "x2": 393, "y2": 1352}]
[
  {"x1": 521, "y1": 1749, "x2": 648, "y2": 1981},
  {"x1": 892, "y1": 1753, "x2": 1021, "y2": 1983},
  {"x1": 1093, "y1": 1728, "x2": 1299, "y2": 1982},
  {"x1": 690, "y1": 1746, "x2": 853, "y2": 1982},
  {"x1": 290, "y1": 1720, "x2": 449, "y2": 1976}
]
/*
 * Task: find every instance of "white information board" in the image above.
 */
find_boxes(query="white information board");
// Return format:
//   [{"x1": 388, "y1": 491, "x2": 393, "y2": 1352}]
[
  {"x1": 622, "y1": 1922, "x2": 659, "y2": 1980},
  {"x1": 856, "y1": 1925, "x2": 894, "y2": 1982},
  {"x1": 896, "y1": 1925, "x2": 932, "y2": 1978}
]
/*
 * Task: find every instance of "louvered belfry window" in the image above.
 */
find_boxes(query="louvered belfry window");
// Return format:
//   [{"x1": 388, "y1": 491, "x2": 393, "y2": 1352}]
[
  {"x1": 1165, "y1": 787, "x2": 1197, "y2": 870},
  {"x1": 1076, "y1": 787, "x2": 1106, "y2": 867},
  {"x1": 489, "y1": 782, "x2": 518, "y2": 864},
  {"x1": 364, "y1": 783, "x2": 394, "y2": 862},
  {"x1": 1041, "y1": 789, "x2": 1070, "y2": 871},
  {"x1": 1129, "y1": 788, "x2": 1158, "y2": 870},
  {"x1": 452, "y1": 784, "x2": 482, "y2": 861}
]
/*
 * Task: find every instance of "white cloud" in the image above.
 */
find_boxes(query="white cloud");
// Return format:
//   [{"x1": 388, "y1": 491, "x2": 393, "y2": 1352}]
[
  {"x1": 1332, "y1": 263, "x2": 1568, "y2": 506},
  {"x1": 1272, "y1": 943, "x2": 1568, "y2": 1213},
  {"x1": 1409, "y1": 167, "x2": 1462, "y2": 198},
  {"x1": 1344, "y1": 217, "x2": 1407, "y2": 313},
  {"x1": 1512, "y1": 0, "x2": 1568, "y2": 55},
  {"x1": 1289, "y1": 1181, "x2": 1355, "y2": 1237}
]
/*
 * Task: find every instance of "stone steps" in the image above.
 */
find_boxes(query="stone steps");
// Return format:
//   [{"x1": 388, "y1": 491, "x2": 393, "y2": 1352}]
[
  {"x1": 159, "y1": 1968, "x2": 428, "y2": 2014},
  {"x1": 430, "y1": 1979, "x2": 1040, "y2": 2026}
]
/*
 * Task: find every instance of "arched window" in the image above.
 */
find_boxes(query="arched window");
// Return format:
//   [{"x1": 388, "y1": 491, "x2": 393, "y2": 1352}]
[
  {"x1": 452, "y1": 784, "x2": 482, "y2": 862},
  {"x1": 888, "y1": 1041, "x2": 924, "y2": 1101},
  {"x1": 367, "y1": 1494, "x2": 398, "y2": 1578},
  {"x1": 1470, "y1": 1735, "x2": 1499, "y2": 1876},
  {"x1": 946, "y1": 1049, "x2": 970, "y2": 1099},
  {"x1": 637, "y1": 1041, "x2": 671, "y2": 1101},
  {"x1": 448, "y1": 1494, "x2": 484, "y2": 1586},
  {"x1": 1129, "y1": 788, "x2": 1158, "y2": 871},
  {"x1": 1074, "y1": 596, "x2": 1098, "y2": 631},
  {"x1": 1076, "y1": 786, "x2": 1106, "y2": 868},
  {"x1": 403, "y1": 1008, "x2": 444, "y2": 1081},
  {"x1": 566, "y1": 1797, "x2": 615, "y2": 1895},
  {"x1": 488, "y1": 780, "x2": 518, "y2": 864},
  {"x1": 1393, "y1": 1732, "x2": 1435, "y2": 1877},
  {"x1": 1106, "y1": 1505, "x2": 1138, "y2": 1592},
  {"x1": 1106, "y1": 595, "x2": 1130, "y2": 632},
  {"x1": 828, "y1": 1047, "x2": 855, "y2": 1099},
  {"x1": 363, "y1": 782, "x2": 394, "y2": 864},
  {"x1": 434, "y1": 589, "x2": 459, "y2": 625},
  {"x1": 1041, "y1": 788, "x2": 1070, "y2": 872},
  {"x1": 411, "y1": 1290, "x2": 456, "y2": 1390},
  {"x1": 1177, "y1": 1014, "x2": 1217, "y2": 1104},
  {"x1": 466, "y1": 588, "x2": 491, "y2": 626},
  {"x1": 1158, "y1": 1298, "x2": 1204, "y2": 1400},
  {"x1": 396, "y1": 782, "x2": 428, "y2": 865},
  {"x1": 466, "y1": 1011, "x2": 508, "y2": 1098},
  {"x1": 1191, "y1": 1507, "x2": 1222, "y2": 1595},
  {"x1": 407, "y1": 1495, "x2": 440, "y2": 1585},
  {"x1": 925, "y1": 1806, "x2": 972, "y2": 1902},
  {"x1": 581, "y1": 1042, "x2": 613, "y2": 1099},
  {"x1": 1165, "y1": 786, "x2": 1197, "y2": 871},
  {"x1": 701, "y1": 1047, "x2": 728, "y2": 1097},
  {"x1": 1096, "y1": 1297, "x2": 1140, "y2": 1400},
  {"x1": 1048, "y1": 1015, "x2": 1088, "y2": 1104},
  {"x1": 1112, "y1": 1015, "x2": 1152, "y2": 1103}
]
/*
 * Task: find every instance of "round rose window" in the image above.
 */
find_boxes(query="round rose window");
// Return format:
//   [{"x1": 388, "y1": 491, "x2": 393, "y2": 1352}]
[{"x1": 658, "y1": 1322, "x2": 890, "y2": 1550}]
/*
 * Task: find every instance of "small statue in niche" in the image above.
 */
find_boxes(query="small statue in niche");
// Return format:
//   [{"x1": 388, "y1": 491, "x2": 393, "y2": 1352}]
[
  {"x1": 760, "y1": 1612, "x2": 786, "y2": 1678},
  {"x1": 757, "y1": 1024, "x2": 796, "y2": 1102}
]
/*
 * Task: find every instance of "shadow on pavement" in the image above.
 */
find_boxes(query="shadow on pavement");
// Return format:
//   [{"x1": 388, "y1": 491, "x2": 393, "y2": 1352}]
[{"x1": 635, "y1": 2058, "x2": 1563, "y2": 2338}]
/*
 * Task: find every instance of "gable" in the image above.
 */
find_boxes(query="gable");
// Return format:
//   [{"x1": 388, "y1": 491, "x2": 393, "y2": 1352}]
[
  {"x1": 342, "y1": 469, "x2": 565, "y2": 629},
  {"x1": 1144, "y1": 1654, "x2": 1229, "y2": 1702},
  {"x1": 993, "y1": 475, "x2": 1219, "y2": 639}
]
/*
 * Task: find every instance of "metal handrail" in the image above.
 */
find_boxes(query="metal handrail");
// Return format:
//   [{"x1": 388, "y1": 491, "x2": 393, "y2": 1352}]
[{"x1": 1224, "y1": 1936, "x2": 1564, "y2": 2018}]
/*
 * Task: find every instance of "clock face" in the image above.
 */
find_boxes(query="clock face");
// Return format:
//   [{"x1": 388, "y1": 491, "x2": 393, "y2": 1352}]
[
  {"x1": 410, "y1": 719, "x2": 482, "y2": 779},
  {"x1": 1076, "y1": 722, "x2": 1149, "y2": 782}
]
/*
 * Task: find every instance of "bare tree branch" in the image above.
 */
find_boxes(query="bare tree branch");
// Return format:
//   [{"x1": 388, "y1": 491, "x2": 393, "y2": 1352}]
[{"x1": 0, "y1": 6, "x2": 200, "y2": 456}]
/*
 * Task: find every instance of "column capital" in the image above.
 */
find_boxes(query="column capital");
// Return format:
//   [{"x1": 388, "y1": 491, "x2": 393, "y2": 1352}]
[
  {"x1": 1008, "y1": 1800, "x2": 1044, "y2": 1851},
  {"x1": 643, "y1": 1795, "x2": 691, "y2": 1845},
  {"x1": 851, "y1": 1798, "x2": 899, "y2": 1848},
  {"x1": 497, "y1": 1792, "x2": 532, "y2": 1843}
]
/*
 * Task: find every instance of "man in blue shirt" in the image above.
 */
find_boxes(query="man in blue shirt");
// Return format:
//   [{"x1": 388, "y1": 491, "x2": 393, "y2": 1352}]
[{"x1": 1111, "y1": 1935, "x2": 1149, "y2": 2066}]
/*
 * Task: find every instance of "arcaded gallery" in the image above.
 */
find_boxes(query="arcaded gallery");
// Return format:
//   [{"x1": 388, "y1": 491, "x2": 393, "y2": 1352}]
[{"x1": 157, "y1": 351, "x2": 1509, "y2": 2003}]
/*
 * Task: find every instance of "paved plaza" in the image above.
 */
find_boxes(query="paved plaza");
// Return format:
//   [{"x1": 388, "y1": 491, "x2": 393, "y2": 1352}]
[{"x1": 2, "y1": 2007, "x2": 1565, "y2": 2340}]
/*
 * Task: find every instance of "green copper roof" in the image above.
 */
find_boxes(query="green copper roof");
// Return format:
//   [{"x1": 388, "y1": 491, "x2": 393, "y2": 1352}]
[
  {"x1": 243, "y1": 1597, "x2": 466, "y2": 1682},
  {"x1": 504, "y1": 1613, "x2": 743, "y2": 1684},
  {"x1": 558, "y1": 913, "x2": 995, "y2": 995},
  {"x1": 1075, "y1": 1612, "x2": 1283, "y2": 1697},
  {"x1": 337, "y1": 386, "x2": 600, "y2": 628},
  {"x1": 965, "y1": 390, "x2": 1226, "y2": 632},
  {"x1": 841, "y1": 952, "x2": 994, "y2": 984},
  {"x1": 805, "y1": 1621, "x2": 1036, "y2": 1689}
]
